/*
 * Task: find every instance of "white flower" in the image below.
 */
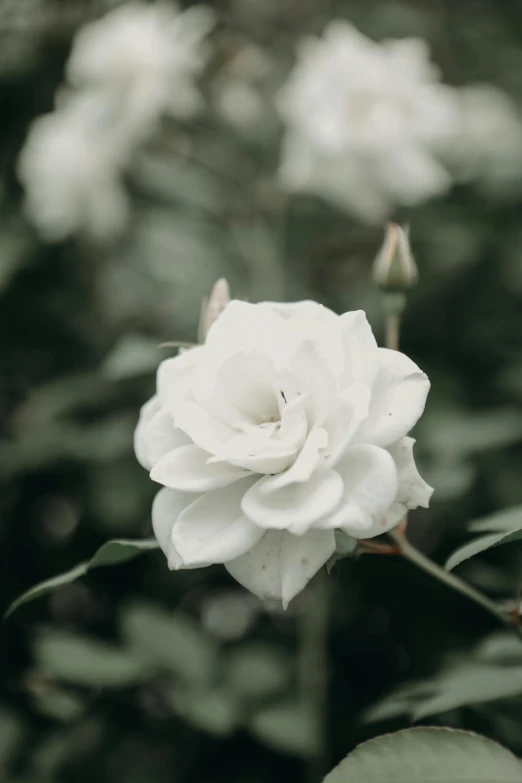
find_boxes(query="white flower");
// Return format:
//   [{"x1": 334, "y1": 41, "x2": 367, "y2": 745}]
[
  {"x1": 18, "y1": 97, "x2": 129, "y2": 241},
  {"x1": 278, "y1": 21, "x2": 460, "y2": 221},
  {"x1": 68, "y1": 2, "x2": 214, "y2": 131},
  {"x1": 135, "y1": 299, "x2": 433, "y2": 606},
  {"x1": 18, "y1": 2, "x2": 213, "y2": 241},
  {"x1": 443, "y1": 85, "x2": 522, "y2": 191}
]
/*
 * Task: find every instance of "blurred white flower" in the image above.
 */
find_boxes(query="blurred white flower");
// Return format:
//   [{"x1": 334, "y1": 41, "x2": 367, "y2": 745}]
[
  {"x1": 277, "y1": 22, "x2": 460, "y2": 221},
  {"x1": 68, "y1": 1, "x2": 214, "y2": 133},
  {"x1": 18, "y1": 97, "x2": 129, "y2": 241},
  {"x1": 18, "y1": 2, "x2": 213, "y2": 240},
  {"x1": 135, "y1": 299, "x2": 433, "y2": 606},
  {"x1": 444, "y1": 85, "x2": 522, "y2": 191}
]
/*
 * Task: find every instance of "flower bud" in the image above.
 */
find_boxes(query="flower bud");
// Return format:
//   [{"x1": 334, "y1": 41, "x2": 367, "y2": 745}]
[
  {"x1": 198, "y1": 278, "x2": 231, "y2": 342},
  {"x1": 372, "y1": 223, "x2": 419, "y2": 293}
]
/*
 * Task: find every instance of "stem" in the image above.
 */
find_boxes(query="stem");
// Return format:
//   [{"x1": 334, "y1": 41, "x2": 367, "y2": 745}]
[
  {"x1": 299, "y1": 571, "x2": 331, "y2": 783},
  {"x1": 389, "y1": 529, "x2": 514, "y2": 629},
  {"x1": 383, "y1": 292, "x2": 406, "y2": 351}
]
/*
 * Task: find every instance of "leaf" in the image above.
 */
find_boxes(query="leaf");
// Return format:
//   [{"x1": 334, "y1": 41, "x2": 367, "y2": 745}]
[
  {"x1": 249, "y1": 700, "x2": 320, "y2": 758},
  {"x1": 34, "y1": 631, "x2": 149, "y2": 688},
  {"x1": 122, "y1": 602, "x2": 217, "y2": 683},
  {"x1": 445, "y1": 530, "x2": 522, "y2": 571},
  {"x1": 4, "y1": 538, "x2": 158, "y2": 620},
  {"x1": 225, "y1": 644, "x2": 290, "y2": 701},
  {"x1": 468, "y1": 506, "x2": 522, "y2": 533},
  {"x1": 0, "y1": 708, "x2": 24, "y2": 765},
  {"x1": 326, "y1": 531, "x2": 358, "y2": 573},
  {"x1": 366, "y1": 634, "x2": 522, "y2": 724},
  {"x1": 102, "y1": 335, "x2": 163, "y2": 381},
  {"x1": 324, "y1": 727, "x2": 522, "y2": 783},
  {"x1": 168, "y1": 686, "x2": 239, "y2": 737}
]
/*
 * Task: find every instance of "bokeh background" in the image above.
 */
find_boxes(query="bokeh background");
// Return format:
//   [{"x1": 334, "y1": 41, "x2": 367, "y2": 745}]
[{"x1": 1, "y1": 1, "x2": 522, "y2": 781}]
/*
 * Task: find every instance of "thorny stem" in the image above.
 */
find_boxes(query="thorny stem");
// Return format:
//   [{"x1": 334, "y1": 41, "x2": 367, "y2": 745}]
[
  {"x1": 388, "y1": 529, "x2": 518, "y2": 631},
  {"x1": 299, "y1": 570, "x2": 331, "y2": 783}
]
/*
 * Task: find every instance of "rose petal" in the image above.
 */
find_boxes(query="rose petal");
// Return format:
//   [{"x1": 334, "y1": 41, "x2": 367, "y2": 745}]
[
  {"x1": 319, "y1": 445, "x2": 398, "y2": 538},
  {"x1": 266, "y1": 428, "x2": 328, "y2": 490},
  {"x1": 174, "y1": 400, "x2": 237, "y2": 455},
  {"x1": 378, "y1": 436, "x2": 433, "y2": 533},
  {"x1": 241, "y1": 467, "x2": 343, "y2": 535},
  {"x1": 151, "y1": 445, "x2": 251, "y2": 491},
  {"x1": 172, "y1": 477, "x2": 263, "y2": 566},
  {"x1": 324, "y1": 382, "x2": 371, "y2": 466},
  {"x1": 157, "y1": 346, "x2": 206, "y2": 408},
  {"x1": 339, "y1": 310, "x2": 379, "y2": 388},
  {"x1": 191, "y1": 351, "x2": 281, "y2": 429},
  {"x1": 134, "y1": 396, "x2": 160, "y2": 470},
  {"x1": 354, "y1": 348, "x2": 430, "y2": 448},
  {"x1": 144, "y1": 408, "x2": 191, "y2": 467},
  {"x1": 152, "y1": 487, "x2": 203, "y2": 570},
  {"x1": 225, "y1": 529, "x2": 335, "y2": 607}
]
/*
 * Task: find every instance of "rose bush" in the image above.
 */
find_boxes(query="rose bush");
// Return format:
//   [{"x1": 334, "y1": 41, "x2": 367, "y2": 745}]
[{"x1": 135, "y1": 300, "x2": 433, "y2": 606}]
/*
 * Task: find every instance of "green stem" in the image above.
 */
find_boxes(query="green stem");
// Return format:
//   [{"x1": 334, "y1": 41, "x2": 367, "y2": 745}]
[{"x1": 389, "y1": 529, "x2": 514, "y2": 629}]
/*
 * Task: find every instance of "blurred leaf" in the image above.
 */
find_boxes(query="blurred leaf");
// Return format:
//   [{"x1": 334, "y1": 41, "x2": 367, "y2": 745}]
[
  {"x1": 168, "y1": 686, "x2": 239, "y2": 737},
  {"x1": 367, "y1": 633, "x2": 522, "y2": 724},
  {"x1": 122, "y1": 602, "x2": 217, "y2": 684},
  {"x1": 225, "y1": 644, "x2": 291, "y2": 701},
  {"x1": 421, "y1": 408, "x2": 522, "y2": 459},
  {"x1": 324, "y1": 728, "x2": 522, "y2": 782},
  {"x1": 248, "y1": 700, "x2": 320, "y2": 758},
  {"x1": 4, "y1": 539, "x2": 158, "y2": 620},
  {"x1": 0, "y1": 707, "x2": 24, "y2": 767},
  {"x1": 34, "y1": 631, "x2": 148, "y2": 688},
  {"x1": 469, "y1": 506, "x2": 522, "y2": 533},
  {"x1": 102, "y1": 335, "x2": 163, "y2": 381},
  {"x1": 446, "y1": 506, "x2": 522, "y2": 571},
  {"x1": 31, "y1": 687, "x2": 86, "y2": 722}
]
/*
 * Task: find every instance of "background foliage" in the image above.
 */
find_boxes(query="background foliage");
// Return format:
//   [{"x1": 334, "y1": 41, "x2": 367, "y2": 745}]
[{"x1": 1, "y1": 0, "x2": 522, "y2": 781}]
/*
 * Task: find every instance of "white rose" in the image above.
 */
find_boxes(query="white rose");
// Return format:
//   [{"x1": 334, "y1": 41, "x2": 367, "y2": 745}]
[
  {"x1": 135, "y1": 300, "x2": 433, "y2": 606},
  {"x1": 277, "y1": 21, "x2": 460, "y2": 221}
]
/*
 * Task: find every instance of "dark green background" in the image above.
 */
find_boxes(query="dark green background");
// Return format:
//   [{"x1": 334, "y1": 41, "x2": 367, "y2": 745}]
[{"x1": 1, "y1": 1, "x2": 522, "y2": 781}]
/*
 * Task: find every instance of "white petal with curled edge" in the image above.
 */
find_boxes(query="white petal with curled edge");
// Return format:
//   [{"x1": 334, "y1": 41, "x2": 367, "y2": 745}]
[
  {"x1": 157, "y1": 346, "x2": 206, "y2": 408},
  {"x1": 152, "y1": 487, "x2": 203, "y2": 570},
  {"x1": 377, "y1": 436, "x2": 434, "y2": 533},
  {"x1": 225, "y1": 529, "x2": 336, "y2": 607},
  {"x1": 286, "y1": 313, "x2": 345, "y2": 382},
  {"x1": 205, "y1": 300, "x2": 295, "y2": 366},
  {"x1": 191, "y1": 351, "x2": 280, "y2": 430},
  {"x1": 354, "y1": 348, "x2": 430, "y2": 448},
  {"x1": 319, "y1": 445, "x2": 398, "y2": 538},
  {"x1": 144, "y1": 408, "x2": 191, "y2": 467},
  {"x1": 172, "y1": 477, "x2": 263, "y2": 566},
  {"x1": 241, "y1": 467, "x2": 343, "y2": 535},
  {"x1": 150, "y1": 445, "x2": 251, "y2": 491},
  {"x1": 266, "y1": 428, "x2": 328, "y2": 490},
  {"x1": 339, "y1": 310, "x2": 379, "y2": 389},
  {"x1": 174, "y1": 400, "x2": 237, "y2": 456},
  {"x1": 323, "y1": 382, "x2": 371, "y2": 466},
  {"x1": 134, "y1": 396, "x2": 160, "y2": 469}
]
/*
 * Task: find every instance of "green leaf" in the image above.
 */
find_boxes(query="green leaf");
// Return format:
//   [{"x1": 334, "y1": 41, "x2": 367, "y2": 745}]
[
  {"x1": 445, "y1": 529, "x2": 522, "y2": 571},
  {"x1": 34, "y1": 631, "x2": 149, "y2": 688},
  {"x1": 225, "y1": 644, "x2": 290, "y2": 701},
  {"x1": 122, "y1": 602, "x2": 217, "y2": 684},
  {"x1": 249, "y1": 700, "x2": 320, "y2": 758},
  {"x1": 168, "y1": 686, "x2": 239, "y2": 737},
  {"x1": 366, "y1": 634, "x2": 522, "y2": 724},
  {"x1": 4, "y1": 538, "x2": 158, "y2": 620},
  {"x1": 468, "y1": 506, "x2": 522, "y2": 533},
  {"x1": 324, "y1": 728, "x2": 522, "y2": 783}
]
